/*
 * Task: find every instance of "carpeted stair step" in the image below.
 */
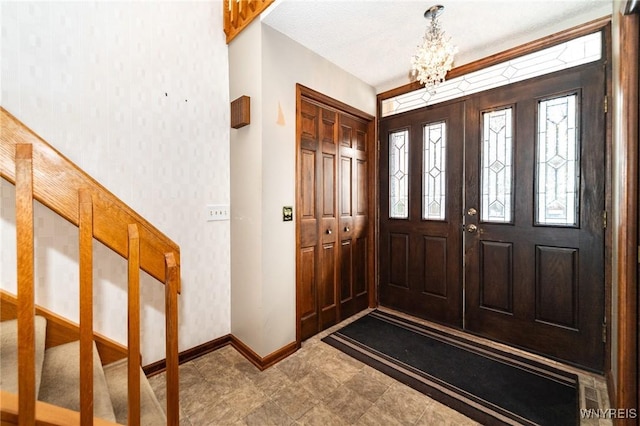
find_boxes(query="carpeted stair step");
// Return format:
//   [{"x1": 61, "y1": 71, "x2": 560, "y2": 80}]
[
  {"x1": 38, "y1": 340, "x2": 116, "y2": 422},
  {"x1": 103, "y1": 358, "x2": 166, "y2": 425},
  {"x1": 0, "y1": 316, "x2": 47, "y2": 397}
]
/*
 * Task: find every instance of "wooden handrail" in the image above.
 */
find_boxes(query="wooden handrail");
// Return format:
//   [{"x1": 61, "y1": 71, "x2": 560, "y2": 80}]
[
  {"x1": 1, "y1": 107, "x2": 181, "y2": 425},
  {"x1": 0, "y1": 108, "x2": 181, "y2": 285}
]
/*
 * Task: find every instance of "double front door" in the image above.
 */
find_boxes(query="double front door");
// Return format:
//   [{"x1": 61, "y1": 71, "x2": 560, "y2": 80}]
[{"x1": 379, "y1": 62, "x2": 606, "y2": 371}]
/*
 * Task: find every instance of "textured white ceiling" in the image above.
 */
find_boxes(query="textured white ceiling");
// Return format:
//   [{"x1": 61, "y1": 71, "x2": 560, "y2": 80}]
[{"x1": 262, "y1": 0, "x2": 612, "y2": 92}]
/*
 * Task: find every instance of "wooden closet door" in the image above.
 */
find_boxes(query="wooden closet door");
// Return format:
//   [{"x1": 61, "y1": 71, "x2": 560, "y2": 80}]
[
  {"x1": 338, "y1": 113, "x2": 370, "y2": 319},
  {"x1": 298, "y1": 99, "x2": 339, "y2": 340},
  {"x1": 297, "y1": 86, "x2": 374, "y2": 342}
]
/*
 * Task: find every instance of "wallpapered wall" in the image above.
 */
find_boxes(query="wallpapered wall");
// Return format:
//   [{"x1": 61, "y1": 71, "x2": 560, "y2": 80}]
[
  {"x1": 0, "y1": 1, "x2": 231, "y2": 364},
  {"x1": 228, "y1": 22, "x2": 376, "y2": 357}
]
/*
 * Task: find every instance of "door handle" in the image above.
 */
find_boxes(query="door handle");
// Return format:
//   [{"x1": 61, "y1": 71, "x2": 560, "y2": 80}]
[
  {"x1": 344, "y1": 226, "x2": 350, "y2": 232},
  {"x1": 466, "y1": 224, "x2": 478, "y2": 233},
  {"x1": 326, "y1": 229, "x2": 332, "y2": 235}
]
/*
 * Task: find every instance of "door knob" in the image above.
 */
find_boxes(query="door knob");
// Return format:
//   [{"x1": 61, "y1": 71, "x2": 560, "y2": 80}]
[
  {"x1": 467, "y1": 224, "x2": 478, "y2": 233},
  {"x1": 326, "y1": 229, "x2": 332, "y2": 235},
  {"x1": 344, "y1": 226, "x2": 350, "y2": 232},
  {"x1": 467, "y1": 207, "x2": 477, "y2": 216}
]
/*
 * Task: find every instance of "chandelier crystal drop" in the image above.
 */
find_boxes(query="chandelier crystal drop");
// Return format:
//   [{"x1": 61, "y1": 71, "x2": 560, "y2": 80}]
[{"x1": 410, "y1": 5, "x2": 457, "y2": 93}]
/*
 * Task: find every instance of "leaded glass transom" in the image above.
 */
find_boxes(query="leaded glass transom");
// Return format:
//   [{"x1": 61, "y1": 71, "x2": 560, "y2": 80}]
[
  {"x1": 536, "y1": 94, "x2": 579, "y2": 226},
  {"x1": 381, "y1": 32, "x2": 601, "y2": 117},
  {"x1": 389, "y1": 130, "x2": 409, "y2": 219},
  {"x1": 423, "y1": 122, "x2": 447, "y2": 220},
  {"x1": 481, "y1": 108, "x2": 513, "y2": 223}
]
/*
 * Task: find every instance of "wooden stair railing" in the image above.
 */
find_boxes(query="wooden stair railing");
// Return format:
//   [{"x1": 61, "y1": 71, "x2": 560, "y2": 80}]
[
  {"x1": 0, "y1": 107, "x2": 181, "y2": 426},
  {"x1": 223, "y1": 0, "x2": 275, "y2": 43}
]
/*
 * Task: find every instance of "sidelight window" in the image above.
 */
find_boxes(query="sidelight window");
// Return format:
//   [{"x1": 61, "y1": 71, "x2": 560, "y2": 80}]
[
  {"x1": 481, "y1": 107, "x2": 514, "y2": 223},
  {"x1": 536, "y1": 94, "x2": 579, "y2": 226},
  {"x1": 389, "y1": 130, "x2": 409, "y2": 219},
  {"x1": 423, "y1": 122, "x2": 447, "y2": 220}
]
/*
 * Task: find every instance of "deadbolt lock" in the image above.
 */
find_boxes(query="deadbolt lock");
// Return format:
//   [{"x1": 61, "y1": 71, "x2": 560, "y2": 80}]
[{"x1": 467, "y1": 207, "x2": 478, "y2": 216}]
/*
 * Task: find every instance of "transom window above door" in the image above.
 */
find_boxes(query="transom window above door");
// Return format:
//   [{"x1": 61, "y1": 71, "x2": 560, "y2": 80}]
[{"x1": 381, "y1": 31, "x2": 601, "y2": 117}]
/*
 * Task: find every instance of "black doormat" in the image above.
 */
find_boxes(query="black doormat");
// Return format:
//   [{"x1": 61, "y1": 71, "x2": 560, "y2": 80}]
[{"x1": 322, "y1": 310, "x2": 579, "y2": 426}]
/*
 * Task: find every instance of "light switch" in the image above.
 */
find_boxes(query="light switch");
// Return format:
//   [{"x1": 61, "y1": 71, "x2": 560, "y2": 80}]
[{"x1": 283, "y1": 206, "x2": 293, "y2": 222}]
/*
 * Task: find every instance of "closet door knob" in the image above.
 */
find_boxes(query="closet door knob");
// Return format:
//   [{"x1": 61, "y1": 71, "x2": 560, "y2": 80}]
[
  {"x1": 326, "y1": 229, "x2": 332, "y2": 235},
  {"x1": 344, "y1": 226, "x2": 350, "y2": 232}
]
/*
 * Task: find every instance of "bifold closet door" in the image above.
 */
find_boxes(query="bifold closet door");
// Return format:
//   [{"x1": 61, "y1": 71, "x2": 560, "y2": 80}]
[
  {"x1": 298, "y1": 99, "x2": 339, "y2": 340},
  {"x1": 297, "y1": 95, "x2": 373, "y2": 341}
]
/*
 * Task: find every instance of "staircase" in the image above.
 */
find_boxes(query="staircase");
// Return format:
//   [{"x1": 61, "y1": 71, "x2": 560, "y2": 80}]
[
  {"x1": 0, "y1": 107, "x2": 181, "y2": 425},
  {"x1": 1, "y1": 317, "x2": 165, "y2": 424}
]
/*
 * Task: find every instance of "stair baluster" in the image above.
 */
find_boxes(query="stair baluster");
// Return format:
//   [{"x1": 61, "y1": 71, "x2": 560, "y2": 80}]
[
  {"x1": 79, "y1": 190, "x2": 95, "y2": 425},
  {"x1": 127, "y1": 224, "x2": 141, "y2": 426},
  {"x1": 15, "y1": 144, "x2": 36, "y2": 426},
  {"x1": 165, "y1": 253, "x2": 180, "y2": 426},
  {"x1": 2, "y1": 107, "x2": 181, "y2": 425}
]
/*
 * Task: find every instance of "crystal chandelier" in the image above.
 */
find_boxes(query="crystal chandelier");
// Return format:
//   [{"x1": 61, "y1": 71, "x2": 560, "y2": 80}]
[{"x1": 410, "y1": 5, "x2": 458, "y2": 92}]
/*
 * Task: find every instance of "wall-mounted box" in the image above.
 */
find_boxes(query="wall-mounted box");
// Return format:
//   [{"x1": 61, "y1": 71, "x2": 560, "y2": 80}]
[{"x1": 230, "y1": 95, "x2": 250, "y2": 129}]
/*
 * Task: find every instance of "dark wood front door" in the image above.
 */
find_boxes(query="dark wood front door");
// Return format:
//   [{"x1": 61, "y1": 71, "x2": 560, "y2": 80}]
[
  {"x1": 297, "y1": 86, "x2": 374, "y2": 341},
  {"x1": 379, "y1": 101, "x2": 464, "y2": 326},
  {"x1": 378, "y1": 62, "x2": 606, "y2": 371},
  {"x1": 464, "y1": 63, "x2": 605, "y2": 371}
]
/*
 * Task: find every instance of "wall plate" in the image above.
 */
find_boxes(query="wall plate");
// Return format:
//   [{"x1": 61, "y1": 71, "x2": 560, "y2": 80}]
[{"x1": 206, "y1": 204, "x2": 230, "y2": 221}]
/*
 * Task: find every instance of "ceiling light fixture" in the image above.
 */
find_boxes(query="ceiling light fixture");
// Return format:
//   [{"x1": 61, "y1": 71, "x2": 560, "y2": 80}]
[{"x1": 410, "y1": 5, "x2": 457, "y2": 93}]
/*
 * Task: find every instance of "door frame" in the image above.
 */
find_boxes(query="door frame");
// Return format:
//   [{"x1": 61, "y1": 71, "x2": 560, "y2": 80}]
[
  {"x1": 616, "y1": 1, "x2": 639, "y2": 418},
  {"x1": 295, "y1": 84, "x2": 377, "y2": 345},
  {"x1": 377, "y1": 17, "x2": 613, "y2": 370}
]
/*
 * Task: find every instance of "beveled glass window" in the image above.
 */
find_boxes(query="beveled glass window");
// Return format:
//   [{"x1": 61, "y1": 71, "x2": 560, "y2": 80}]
[
  {"x1": 536, "y1": 94, "x2": 579, "y2": 226},
  {"x1": 389, "y1": 130, "x2": 409, "y2": 219},
  {"x1": 423, "y1": 122, "x2": 447, "y2": 220},
  {"x1": 382, "y1": 32, "x2": 601, "y2": 117},
  {"x1": 481, "y1": 108, "x2": 513, "y2": 223}
]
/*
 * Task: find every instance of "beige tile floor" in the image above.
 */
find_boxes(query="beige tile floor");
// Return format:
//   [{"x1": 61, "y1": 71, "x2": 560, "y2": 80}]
[{"x1": 148, "y1": 309, "x2": 612, "y2": 425}]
